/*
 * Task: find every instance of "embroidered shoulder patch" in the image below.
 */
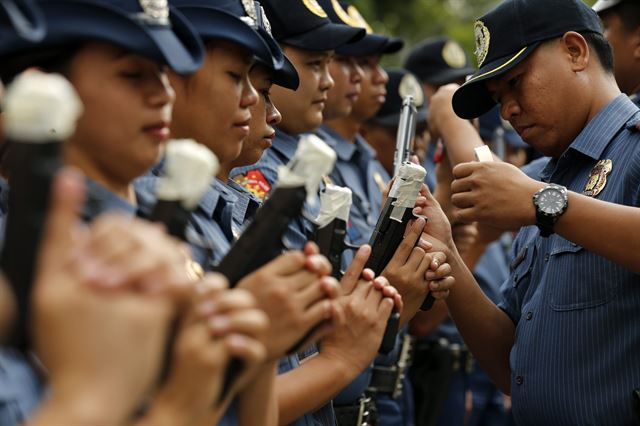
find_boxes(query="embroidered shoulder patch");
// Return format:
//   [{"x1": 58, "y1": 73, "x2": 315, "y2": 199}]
[{"x1": 233, "y1": 170, "x2": 271, "y2": 201}]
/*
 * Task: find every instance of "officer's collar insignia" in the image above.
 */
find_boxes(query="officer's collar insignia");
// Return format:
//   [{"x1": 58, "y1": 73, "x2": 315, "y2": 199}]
[
  {"x1": 399, "y1": 73, "x2": 425, "y2": 106},
  {"x1": 232, "y1": 169, "x2": 271, "y2": 201},
  {"x1": 347, "y1": 5, "x2": 373, "y2": 34},
  {"x1": 474, "y1": 20, "x2": 490, "y2": 67},
  {"x1": 442, "y1": 40, "x2": 467, "y2": 69},
  {"x1": 583, "y1": 159, "x2": 612, "y2": 198},
  {"x1": 138, "y1": 0, "x2": 170, "y2": 25},
  {"x1": 302, "y1": 0, "x2": 328, "y2": 18},
  {"x1": 373, "y1": 172, "x2": 387, "y2": 194}
]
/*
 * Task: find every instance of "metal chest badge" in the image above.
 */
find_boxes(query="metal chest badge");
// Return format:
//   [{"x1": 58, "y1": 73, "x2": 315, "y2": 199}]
[
  {"x1": 474, "y1": 20, "x2": 490, "y2": 67},
  {"x1": 583, "y1": 159, "x2": 612, "y2": 197},
  {"x1": 138, "y1": 0, "x2": 170, "y2": 25}
]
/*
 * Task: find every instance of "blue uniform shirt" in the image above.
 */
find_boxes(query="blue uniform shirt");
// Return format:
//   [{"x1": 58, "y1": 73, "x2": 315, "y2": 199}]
[
  {"x1": 499, "y1": 95, "x2": 640, "y2": 425},
  {"x1": 231, "y1": 129, "x2": 316, "y2": 250},
  {"x1": 319, "y1": 126, "x2": 390, "y2": 246},
  {"x1": 0, "y1": 349, "x2": 44, "y2": 426}
]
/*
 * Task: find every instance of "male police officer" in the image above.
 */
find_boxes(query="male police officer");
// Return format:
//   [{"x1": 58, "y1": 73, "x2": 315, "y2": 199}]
[
  {"x1": 592, "y1": 0, "x2": 640, "y2": 105},
  {"x1": 415, "y1": 0, "x2": 640, "y2": 424}
]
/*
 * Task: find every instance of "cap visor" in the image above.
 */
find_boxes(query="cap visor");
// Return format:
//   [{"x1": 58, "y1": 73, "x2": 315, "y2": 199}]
[
  {"x1": 452, "y1": 43, "x2": 539, "y2": 119},
  {"x1": 281, "y1": 21, "x2": 364, "y2": 51},
  {"x1": 178, "y1": 6, "x2": 274, "y2": 69},
  {"x1": 28, "y1": 2, "x2": 205, "y2": 74},
  {"x1": 372, "y1": 105, "x2": 428, "y2": 128},
  {"x1": 337, "y1": 34, "x2": 404, "y2": 57},
  {"x1": 272, "y1": 55, "x2": 299, "y2": 90}
]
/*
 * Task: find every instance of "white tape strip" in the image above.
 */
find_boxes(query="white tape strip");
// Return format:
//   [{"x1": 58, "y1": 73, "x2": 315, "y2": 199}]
[
  {"x1": 315, "y1": 184, "x2": 352, "y2": 227},
  {"x1": 389, "y1": 162, "x2": 427, "y2": 222},
  {"x1": 3, "y1": 71, "x2": 84, "y2": 142},
  {"x1": 156, "y1": 139, "x2": 219, "y2": 209}
]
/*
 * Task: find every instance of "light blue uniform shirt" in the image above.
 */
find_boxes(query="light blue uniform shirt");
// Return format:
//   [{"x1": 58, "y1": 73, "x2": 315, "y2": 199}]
[
  {"x1": 500, "y1": 95, "x2": 640, "y2": 425},
  {"x1": 230, "y1": 130, "x2": 316, "y2": 250}
]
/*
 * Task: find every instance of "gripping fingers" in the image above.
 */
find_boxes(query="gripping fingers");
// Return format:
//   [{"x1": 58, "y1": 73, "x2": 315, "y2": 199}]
[
  {"x1": 425, "y1": 262, "x2": 452, "y2": 281},
  {"x1": 224, "y1": 334, "x2": 267, "y2": 366},
  {"x1": 208, "y1": 309, "x2": 270, "y2": 339},
  {"x1": 429, "y1": 276, "x2": 455, "y2": 300},
  {"x1": 341, "y1": 245, "x2": 372, "y2": 294}
]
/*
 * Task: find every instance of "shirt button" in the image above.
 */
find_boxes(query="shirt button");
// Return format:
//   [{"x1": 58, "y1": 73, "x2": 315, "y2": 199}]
[
  {"x1": 515, "y1": 376, "x2": 524, "y2": 385},
  {"x1": 544, "y1": 253, "x2": 550, "y2": 262},
  {"x1": 526, "y1": 311, "x2": 533, "y2": 321}
]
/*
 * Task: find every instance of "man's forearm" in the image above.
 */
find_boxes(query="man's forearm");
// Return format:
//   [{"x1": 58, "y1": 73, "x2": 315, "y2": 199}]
[
  {"x1": 555, "y1": 192, "x2": 640, "y2": 274},
  {"x1": 444, "y1": 247, "x2": 515, "y2": 394},
  {"x1": 439, "y1": 115, "x2": 487, "y2": 166}
]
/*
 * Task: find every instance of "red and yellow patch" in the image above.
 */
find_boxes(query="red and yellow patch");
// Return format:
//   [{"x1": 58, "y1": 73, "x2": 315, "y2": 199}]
[{"x1": 233, "y1": 170, "x2": 271, "y2": 201}]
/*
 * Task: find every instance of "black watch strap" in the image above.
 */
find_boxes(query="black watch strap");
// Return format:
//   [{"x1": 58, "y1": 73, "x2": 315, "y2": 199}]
[{"x1": 536, "y1": 210, "x2": 556, "y2": 237}]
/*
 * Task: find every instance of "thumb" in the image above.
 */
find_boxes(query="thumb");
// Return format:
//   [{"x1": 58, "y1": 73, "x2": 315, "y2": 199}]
[{"x1": 38, "y1": 168, "x2": 86, "y2": 263}]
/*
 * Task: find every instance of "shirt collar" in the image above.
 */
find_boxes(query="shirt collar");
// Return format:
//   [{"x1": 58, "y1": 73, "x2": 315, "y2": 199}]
[
  {"x1": 84, "y1": 178, "x2": 136, "y2": 221},
  {"x1": 318, "y1": 125, "x2": 357, "y2": 161},
  {"x1": 198, "y1": 180, "x2": 223, "y2": 219},
  {"x1": 354, "y1": 133, "x2": 377, "y2": 161},
  {"x1": 272, "y1": 129, "x2": 300, "y2": 161},
  {"x1": 540, "y1": 95, "x2": 640, "y2": 181},
  {"x1": 569, "y1": 94, "x2": 638, "y2": 159},
  {"x1": 631, "y1": 92, "x2": 639, "y2": 107}
]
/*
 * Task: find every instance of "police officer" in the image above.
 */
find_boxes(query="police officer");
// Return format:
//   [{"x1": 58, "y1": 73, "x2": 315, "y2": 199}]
[
  {"x1": 415, "y1": 0, "x2": 640, "y2": 424},
  {"x1": 592, "y1": 0, "x2": 640, "y2": 106},
  {"x1": 0, "y1": 4, "x2": 47, "y2": 422}
]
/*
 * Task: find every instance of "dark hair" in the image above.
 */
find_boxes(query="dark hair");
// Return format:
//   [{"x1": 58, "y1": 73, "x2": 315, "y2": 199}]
[
  {"x1": 580, "y1": 31, "x2": 614, "y2": 73},
  {"x1": 0, "y1": 43, "x2": 82, "y2": 85},
  {"x1": 611, "y1": 2, "x2": 640, "y2": 32}
]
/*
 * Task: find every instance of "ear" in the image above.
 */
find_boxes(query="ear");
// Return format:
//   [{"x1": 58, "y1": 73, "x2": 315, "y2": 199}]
[
  {"x1": 561, "y1": 31, "x2": 590, "y2": 72},
  {"x1": 632, "y1": 26, "x2": 640, "y2": 60}
]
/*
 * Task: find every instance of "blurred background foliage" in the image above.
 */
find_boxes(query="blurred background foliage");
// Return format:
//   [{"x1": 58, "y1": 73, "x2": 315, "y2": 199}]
[{"x1": 351, "y1": 0, "x2": 597, "y2": 66}]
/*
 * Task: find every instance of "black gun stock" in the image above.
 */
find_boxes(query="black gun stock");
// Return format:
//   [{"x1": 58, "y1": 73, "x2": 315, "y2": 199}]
[{"x1": 1, "y1": 141, "x2": 61, "y2": 350}]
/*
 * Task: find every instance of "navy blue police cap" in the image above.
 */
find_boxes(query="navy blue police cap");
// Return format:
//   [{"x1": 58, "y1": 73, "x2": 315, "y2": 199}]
[
  {"x1": 260, "y1": 0, "x2": 365, "y2": 51},
  {"x1": 592, "y1": 0, "x2": 625, "y2": 13},
  {"x1": 170, "y1": 1, "x2": 276, "y2": 72},
  {"x1": 194, "y1": 0, "x2": 299, "y2": 90},
  {"x1": 0, "y1": 0, "x2": 205, "y2": 74},
  {"x1": 0, "y1": 0, "x2": 46, "y2": 42},
  {"x1": 370, "y1": 68, "x2": 427, "y2": 128},
  {"x1": 452, "y1": 0, "x2": 602, "y2": 119},
  {"x1": 404, "y1": 37, "x2": 475, "y2": 86},
  {"x1": 319, "y1": 0, "x2": 403, "y2": 57}
]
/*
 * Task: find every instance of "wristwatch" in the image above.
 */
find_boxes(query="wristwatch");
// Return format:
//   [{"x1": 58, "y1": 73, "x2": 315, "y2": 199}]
[{"x1": 532, "y1": 184, "x2": 568, "y2": 237}]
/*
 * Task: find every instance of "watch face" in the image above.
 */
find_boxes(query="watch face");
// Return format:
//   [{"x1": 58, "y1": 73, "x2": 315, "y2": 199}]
[{"x1": 538, "y1": 188, "x2": 565, "y2": 215}]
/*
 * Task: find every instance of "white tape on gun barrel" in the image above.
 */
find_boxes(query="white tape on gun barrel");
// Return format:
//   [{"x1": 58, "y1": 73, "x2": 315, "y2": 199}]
[
  {"x1": 388, "y1": 162, "x2": 427, "y2": 222},
  {"x1": 474, "y1": 145, "x2": 494, "y2": 162},
  {"x1": 156, "y1": 139, "x2": 219, "y2": 210},
  {"x1": 279, "y1": 133, "x2": 337, "y2": 203},
  {"x1": 3, "y1": 72, "x2": 83, "y2": 142},
  {"x1": 316, "y1": 184, "x2": 352, "y2": 228}
]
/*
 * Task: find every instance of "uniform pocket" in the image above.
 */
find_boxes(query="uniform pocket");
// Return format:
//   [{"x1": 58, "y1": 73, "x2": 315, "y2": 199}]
[{"x1": 548, "y1": 240, "x2": 619, "y2": 311}]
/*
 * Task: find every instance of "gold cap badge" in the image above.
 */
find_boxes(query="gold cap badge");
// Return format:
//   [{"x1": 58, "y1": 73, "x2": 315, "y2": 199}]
[
  {"x1": 347, "y1": 5, "x2": 373, "y2": 34},
  {"x1": 442, "y1": 40, "x2": 467, "y2": 69},
  {"x1": 302, "y1": 0, "x2": 328, "y2": 18},
  {"x1": 474, "y1": 20, "x2": 490, "y2": 67}
]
